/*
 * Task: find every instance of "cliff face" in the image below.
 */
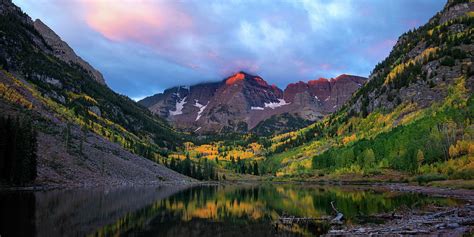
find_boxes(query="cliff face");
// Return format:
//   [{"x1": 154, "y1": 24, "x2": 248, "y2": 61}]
[
  {"x1": 284, "y1": 74, "x2": 367, "y2": 114},
  {"x1": 140, "y1": 72, "x2": 367, "y2": 134},
  {"x1": 33, "y1": 19, "x2": 106, "y2": 85}
]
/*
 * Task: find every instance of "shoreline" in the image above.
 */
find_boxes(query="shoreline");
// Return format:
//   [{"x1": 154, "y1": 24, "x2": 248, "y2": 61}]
[
  {"x1": 3, "y1": 179, "x2": 473, "y2": 204},
  {"x1": 0, "y1": 180, "x2": 201, "y2": 192}
]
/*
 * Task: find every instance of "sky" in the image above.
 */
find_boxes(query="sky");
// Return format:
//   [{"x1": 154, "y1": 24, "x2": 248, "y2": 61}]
[{"x1": 13, "y1": 0, "x2": 445, "y2": 101}]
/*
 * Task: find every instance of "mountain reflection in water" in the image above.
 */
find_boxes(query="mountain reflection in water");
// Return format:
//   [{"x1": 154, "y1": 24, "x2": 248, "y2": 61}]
[{"x1": 0, "y1": 184, "x2": 461, "y2": 237}]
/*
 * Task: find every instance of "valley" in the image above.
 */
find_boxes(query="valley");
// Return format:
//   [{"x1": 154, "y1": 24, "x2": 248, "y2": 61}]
[{"x1": 0, "y1": 0, "x2": 473, "y2": 236}]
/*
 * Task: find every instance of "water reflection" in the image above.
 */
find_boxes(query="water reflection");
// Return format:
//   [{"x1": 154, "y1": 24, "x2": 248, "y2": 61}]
[{"x1": 0, "y1": 184, "x2": 461, "y2": 237}]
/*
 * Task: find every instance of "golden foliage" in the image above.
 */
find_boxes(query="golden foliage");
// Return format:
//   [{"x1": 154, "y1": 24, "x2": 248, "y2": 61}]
[
  {"x1": 449, "y1": 140, "x2": 474, "y2": 158},
  {"x1": 249, "y1": 142, "x2": 263, "y2": 154},
  {"x1": 0, "y1": 82, "x2": 33, "y2": 109},
  {"x1": 342, "y1": 134, "x2": 357, "y2": 145},
  {"x1": 384, "y1": 47, "x2": 438, "y2": 85},
  {"x1": 0, "y1": 70, "x2": 33, "y2": 109}
]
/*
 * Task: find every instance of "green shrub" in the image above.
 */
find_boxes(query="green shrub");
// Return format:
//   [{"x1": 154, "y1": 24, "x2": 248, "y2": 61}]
[
  {"x1": 451, "y1": 170, "x2": 474, "y2": 180},
  {"x1": 440, "y1": 56, "x2": 455, "y2": 66},
  {"x1": 416, "y1": 174, "x2": 447, "y2": 184}
]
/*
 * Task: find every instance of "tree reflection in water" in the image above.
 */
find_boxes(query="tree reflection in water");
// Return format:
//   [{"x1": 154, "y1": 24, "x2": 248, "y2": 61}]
[{"x1": 0, "y1": 184, "x2": 462, "y2": 237}]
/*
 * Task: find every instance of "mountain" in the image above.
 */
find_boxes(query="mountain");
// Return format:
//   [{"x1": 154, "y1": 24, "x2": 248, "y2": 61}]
[
  {"x1": 139, "y1": 72, "x2": 366, "y2": 134},
  {"x1": 33, "y1": 19, "x2": 106, "y2": 85},
  {"x1": 0, "y1": 0, "x2": 192, "y2": 185},
  {"x1": 261, "y1": 0, "x2": 473, "y2": 178}
]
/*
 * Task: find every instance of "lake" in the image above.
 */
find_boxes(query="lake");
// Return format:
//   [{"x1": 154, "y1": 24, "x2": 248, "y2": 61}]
[{"x1": 0, "y1": 184, "x2": 462, "y2": 236}]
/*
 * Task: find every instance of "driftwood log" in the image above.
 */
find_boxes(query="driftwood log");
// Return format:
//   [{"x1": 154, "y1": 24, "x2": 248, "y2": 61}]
[{"x1": 275, "y1": 200, "x2": 344, "y2": 232}]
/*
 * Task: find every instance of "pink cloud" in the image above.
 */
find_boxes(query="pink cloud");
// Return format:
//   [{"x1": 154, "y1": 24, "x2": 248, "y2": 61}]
[
  {"x1": 81, "y1": 0, "x2": 192, "y2": 43},
  {"x1": 78, "y1": 1, "x2": 244, "y2": 74}
]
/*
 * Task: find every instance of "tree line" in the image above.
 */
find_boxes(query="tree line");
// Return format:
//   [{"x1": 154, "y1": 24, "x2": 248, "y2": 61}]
[
  {"x1": 164, "y1": 154, "x2": 218, "y2": 180},
  {"x1": 0, "y1": 116, "x2": 37, "y2": 185},
  {"x1": 227, "y1": 156, "x2": 259, "y2": 175}
]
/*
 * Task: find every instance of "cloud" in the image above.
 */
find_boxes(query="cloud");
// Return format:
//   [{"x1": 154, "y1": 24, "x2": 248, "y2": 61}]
[
  {"x1": 82, "y1": 0, "x2": 192, "y2": 42},
  {"x1": 13, "y1": 0, "x2": 445, "y2": 98},
  {"x1": 238, "y1": 20, "x2": 289, "y2": 52},
  {"x1": 299, "y1": 0, "x2": 353, "y2": 31}
]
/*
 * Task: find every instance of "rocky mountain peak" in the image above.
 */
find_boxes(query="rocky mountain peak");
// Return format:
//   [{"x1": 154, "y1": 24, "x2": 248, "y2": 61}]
[
  {"x1": 140, "y1": 72, "x2": 367, "y2": 134},
  {"x1": 224, "y1": 71, "x2": 270, "y2": 88},
  {"x1": 225, "y1": 72, "x2": 246, "y2": 85}
]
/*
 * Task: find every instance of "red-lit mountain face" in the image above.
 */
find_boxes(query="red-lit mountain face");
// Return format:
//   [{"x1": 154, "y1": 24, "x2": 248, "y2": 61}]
[{"x1": 139, "y1": 72, "x2": 367, "y2": 134}]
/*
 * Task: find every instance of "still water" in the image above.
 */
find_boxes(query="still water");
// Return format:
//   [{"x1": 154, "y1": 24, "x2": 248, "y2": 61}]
[{"x1": 0, "y1": 184, "x2": 461, "y2": 236}]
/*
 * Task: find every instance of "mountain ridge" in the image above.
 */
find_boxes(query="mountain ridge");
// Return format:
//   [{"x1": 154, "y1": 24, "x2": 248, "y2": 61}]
[
  {"x1": 33, "y1": 19, "x2": 106, "y2": 85},
  {"x1": 139, "y1": 71, "x2": 367, "y2": 134}
]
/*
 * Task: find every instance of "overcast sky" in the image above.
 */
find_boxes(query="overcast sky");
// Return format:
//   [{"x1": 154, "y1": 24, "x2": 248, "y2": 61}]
[{"x1": 14, "y1": 0, "x2": 445, "y2": 100}]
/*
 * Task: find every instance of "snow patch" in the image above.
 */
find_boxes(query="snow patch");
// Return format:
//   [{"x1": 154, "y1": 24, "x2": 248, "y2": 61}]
[
  {"x1": 264, "y1": 99, "x2": 290, "y2": 109},
  {"x1": 169, "y1": 96, "x2": 187, "y2": 116},
  {"x1": 251, "y1": 106, "x2": 264, "y2": 110},
  {"x1": 194, "y1": 100, "x2": 208, "y2": 121}
]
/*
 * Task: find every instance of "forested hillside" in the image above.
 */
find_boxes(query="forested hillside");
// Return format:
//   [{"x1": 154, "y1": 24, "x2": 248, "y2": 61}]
[
  {"x1": 260, "y1": 0, "x2": 473, "y2": 180},
  {"x1": 0, "y1": 8, "x2": 182, "y2": 153},
  {"x1": 0, "y1": 0, "x2": 193, "y2": 185}
]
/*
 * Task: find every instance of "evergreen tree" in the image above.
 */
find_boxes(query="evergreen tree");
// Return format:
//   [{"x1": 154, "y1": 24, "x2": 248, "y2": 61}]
[
  {"x1": 183, "y1": 154, "x2": 192, "y2": 176},
  {"x1": 253, "y1": 162, "x2": 259, "y2": 176},
  {"x1": 0, "y1": 116, "x2": 37, "y2": 185}
]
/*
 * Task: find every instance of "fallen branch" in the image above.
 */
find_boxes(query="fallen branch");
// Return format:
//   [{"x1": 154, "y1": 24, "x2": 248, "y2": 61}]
[
  {"x1": 278, "y1": 216, "x2": 330, "y2": 224},
  {"x1": 330, "y1": 201, "x2": 344, "y2": 223},
  {"x1": 330, "y1": 201, "x2": 339, "y2": 213}
]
